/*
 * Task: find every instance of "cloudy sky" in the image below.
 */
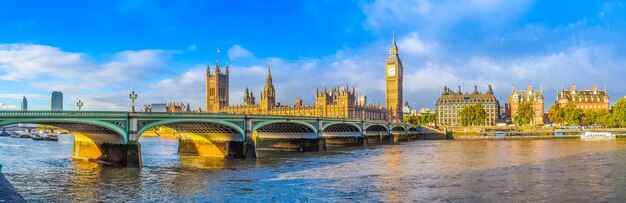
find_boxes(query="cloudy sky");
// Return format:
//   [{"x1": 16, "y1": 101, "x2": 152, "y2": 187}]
[{"x1": 0, "y1": 0, "x2": 625, "y2": 111}]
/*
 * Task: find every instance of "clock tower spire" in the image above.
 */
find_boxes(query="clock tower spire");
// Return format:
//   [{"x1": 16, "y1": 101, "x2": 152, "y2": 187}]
[{"x1": 385, "y1": 31, "x2": 403, "y2": 122}]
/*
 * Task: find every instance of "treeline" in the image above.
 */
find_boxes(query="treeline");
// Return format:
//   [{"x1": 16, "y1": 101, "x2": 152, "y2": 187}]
[
  {"x1": 403, "y1": 113, "x2": 436, "y2": 125},
  {"x1": 546, "y1": 98, "x2": 626, "y2": 127},
  {"x1": 513, "y1": 97, "x2": 626, "y2": 127}
]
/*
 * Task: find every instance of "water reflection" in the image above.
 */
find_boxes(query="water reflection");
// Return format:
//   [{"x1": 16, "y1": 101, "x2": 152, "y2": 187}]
[{"x1": 3, "y1": 136, "x2": 626, "y2": 201}]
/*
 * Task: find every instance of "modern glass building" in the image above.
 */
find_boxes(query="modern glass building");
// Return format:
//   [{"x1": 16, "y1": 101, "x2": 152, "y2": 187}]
[
  {"x1": 51, "y1": 91, "x2": 63, "y2": 111},
  {"x1": 20, "y1": 96, "x2": 27, "y2": 111}
]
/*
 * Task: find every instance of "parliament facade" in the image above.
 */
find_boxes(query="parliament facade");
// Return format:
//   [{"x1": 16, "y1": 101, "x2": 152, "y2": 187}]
[
  {"x1": 436, "y1": 86, "x2": 500, "y2": 126},
  {"x1": 205, "y1": 37, "x2": 403, "y2": 121}
]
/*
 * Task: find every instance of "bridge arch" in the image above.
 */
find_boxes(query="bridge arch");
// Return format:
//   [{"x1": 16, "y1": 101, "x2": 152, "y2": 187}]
[
  {"x1": 364, "y1": 124, "x2": 389, "y2": 136},
  {"x1": 137, "y1": 119, "x2": 246, "y2": 141},
  {"x1": 321, "y1": 122, "x2": 362, "y2": 132},
  {"x1": 408, "y1": 127, "x2": 419, "y2": 132},
  {"x1": 391, "y1": 126, "x2": 407, "y2": 132},
  {"x1": 252, "y1": 120, "x2": 318, "y2": 135},
  {"x1": 0, "y1": 118, "x2": 127, "y2": 143}
]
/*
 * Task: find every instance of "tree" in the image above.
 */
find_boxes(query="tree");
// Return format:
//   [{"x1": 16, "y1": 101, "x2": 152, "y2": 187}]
[
  {"x1": 594, "y1": 110, "x2": 611, "y2": 127},
  {"x1": 610, "y1": 97, "x2": 626, "y2": 127},
  {"x1": 460, "y1": 104, "x2": 487, "y2": 126},
  {"x1": 418, "y1": 112, "x2": 436, "y2": 125},
  {"x1": 562, "y1": 103, "x2": 583, "y2": 126},
  {"x1": 582, "y1": 110, "x2": 598, "y2": 126},
  {"x1": 548, "y1": 104, "x2": 564, "y2": 125},
  {"x1": 473, "y1": 104, "x2": 487, "y2": 126},
  {"x1": 403, "y1": 115, "x2": 419, "y2": 125},
  {"x1": 514, "y1": 102, "x2": 534, "y2": 126}
]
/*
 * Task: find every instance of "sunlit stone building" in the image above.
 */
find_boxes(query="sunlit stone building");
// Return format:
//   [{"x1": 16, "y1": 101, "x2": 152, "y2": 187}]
[
  {"x1": 436, "y1": 86, "x2": 500, "y2": 126},
  {"x1": 557, "y1": 84, "x2": 609, "y2": 111},
  {"x1": 509, "y1": 84, "x2": 545, "y2": 125}
]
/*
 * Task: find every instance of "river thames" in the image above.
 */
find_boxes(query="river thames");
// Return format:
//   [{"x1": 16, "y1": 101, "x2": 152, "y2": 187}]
[{"x1": 1, "y1": 136, "x2": 626, "y2": 202}]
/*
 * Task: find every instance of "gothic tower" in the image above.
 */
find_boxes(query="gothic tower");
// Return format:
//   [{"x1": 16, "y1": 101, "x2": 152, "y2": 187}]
[
  {"x1": 385, "y1": 32, "x2": 403, "y2": 121},
  {"x1": 259, "y1": 64, "x2": 276, "y2": 113},
  {"x1": 206, "y1": 50, "x2": 229, "y2": 112}
]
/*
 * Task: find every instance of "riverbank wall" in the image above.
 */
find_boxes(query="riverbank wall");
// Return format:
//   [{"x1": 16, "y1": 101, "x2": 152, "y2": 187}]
[
  {"x1": 0, "y1": 166, "x2": 25, "y2": 203},
  {"x1": 454, "y1": 135, "x2": 580, "y2": 141}
]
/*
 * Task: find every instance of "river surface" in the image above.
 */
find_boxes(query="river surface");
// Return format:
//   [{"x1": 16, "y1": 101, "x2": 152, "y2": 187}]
[{"x1": 1, "y1": 136, "x2": 626, "y2": 202}]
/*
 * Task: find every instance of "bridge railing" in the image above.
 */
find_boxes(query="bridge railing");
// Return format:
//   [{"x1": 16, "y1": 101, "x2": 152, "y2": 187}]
[
  {"x1": 0, "y1": 111, "x2": 129, "y2": 118},
  {"x1": 0, "y1": 111, "x2": 416, "y2": 129}
]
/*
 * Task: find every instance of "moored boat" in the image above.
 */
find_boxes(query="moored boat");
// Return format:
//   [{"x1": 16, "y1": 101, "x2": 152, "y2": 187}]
[
  {"x1": 43, "y1": 133, "x2": 59, "y2": 141},
  {"x1": 580, "y1": 131, "x2": 615, "y2": 139},
  {"x1": 31, "y1": 133, "x2": 44, "y2": 141}
]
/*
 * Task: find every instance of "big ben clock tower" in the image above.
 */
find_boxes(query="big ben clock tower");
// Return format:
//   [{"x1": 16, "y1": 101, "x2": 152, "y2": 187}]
[{"x1": 385, "y1": 33, "x2": 403, "y2": 122}]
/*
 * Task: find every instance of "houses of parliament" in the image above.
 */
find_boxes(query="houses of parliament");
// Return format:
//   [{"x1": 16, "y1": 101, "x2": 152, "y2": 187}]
[{"x1": 205, "y1": 37, "x2": 404, "y2": 121}]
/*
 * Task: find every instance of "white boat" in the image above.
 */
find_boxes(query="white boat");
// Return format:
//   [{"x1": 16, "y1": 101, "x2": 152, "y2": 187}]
[
  {"x1": 43, "y1": 133, "x2": 59, "y2": 141},
  {"x1": 580, "y1": 131, "x2": 615, "y2": 139},
  {"x1": 12, "y1": 131, "x2": 31, "y2": 138}
]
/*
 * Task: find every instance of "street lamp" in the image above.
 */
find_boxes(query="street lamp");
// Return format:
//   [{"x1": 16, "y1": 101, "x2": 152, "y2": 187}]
[
  {"x1": 76, "y1": 100, "x2": 83, "y2": 111},
  {"x1": 129, "y1": 90, "x2": 138, "y2": 112}
]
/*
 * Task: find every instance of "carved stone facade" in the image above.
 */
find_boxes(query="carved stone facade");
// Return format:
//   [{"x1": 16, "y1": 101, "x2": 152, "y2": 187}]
[{"x1": 204, "y1": 39, "x2": 403, "y2": 121}]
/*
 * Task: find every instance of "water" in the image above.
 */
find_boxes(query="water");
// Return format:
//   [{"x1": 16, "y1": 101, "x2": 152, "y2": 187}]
[{"x1": 2, "y1": 136, "x2": 626, "y2": 202}]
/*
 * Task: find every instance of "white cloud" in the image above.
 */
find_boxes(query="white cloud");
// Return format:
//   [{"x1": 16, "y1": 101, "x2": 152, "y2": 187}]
[
  {"x1": 0, "y1": 102, "x2": 17, "y2": 110},
  {"x1": 397, "y1": 32, "x2": 438, "y2": 57},
  {"x1": 0, "y1": 44, "x2": 86, "y2": 81},
  {"x1": 227, "y1": 45, "x2": 253, "y2": 60},
  {"x1": 0, "y1": 94, "x2": 45, "y2": 99},
  {"x1": 0, "y1": 44, "x2": 170, "y2": 89}
]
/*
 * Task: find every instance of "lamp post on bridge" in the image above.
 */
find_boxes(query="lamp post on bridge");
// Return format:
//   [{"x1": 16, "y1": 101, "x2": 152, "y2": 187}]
[
  {"x1": 129, "y1": 90, "x2": 138, "y2": 113},
  {"x1": 76, "y1": 100, "x2": 83, "y2": 111}
]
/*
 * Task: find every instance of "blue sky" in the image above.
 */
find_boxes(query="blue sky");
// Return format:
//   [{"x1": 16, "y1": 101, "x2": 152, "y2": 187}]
[{"x1": 0, "y1": 0, "x2": 625, "y2": 111}]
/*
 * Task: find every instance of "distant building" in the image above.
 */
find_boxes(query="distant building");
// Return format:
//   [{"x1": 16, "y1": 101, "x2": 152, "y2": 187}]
[
  {"x1": 500, "y1": 103, "x2": 510, "y2": 119},
  {"x1": 510, "y1": 84, "x2": 545, "y2": 125},
  {"x1": 50, "y1": 91, "x2": 63, "y2": 111},
  {"x1": 557, "y1": 84, "x2": 609, "y2": 111},
  {"x1": 436, "y1": 85, "x2": 500, "y2": 126},
  {"x1": 402, "y1": 101, "x2": 411, "y2": 114},
  {"x1": 418, "y1": 108, "x2": 435, "y2": 115},
  {"x1": 167, "y1": 102, "x2": 192, "y2": 112},
  {"x1": 142, "y1": 103, "x2": 167, "y2": 112},
  {"x1": 357, "y1": 95, "x2": 367, "y2": 106},
  {"x1": 20, "y1": 96, "x2": 27, "y2": 111}
]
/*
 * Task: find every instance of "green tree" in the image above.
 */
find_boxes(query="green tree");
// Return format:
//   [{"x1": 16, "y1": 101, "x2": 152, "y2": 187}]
[
  {"x1": 420, "y1": 112, "x2": 436, "y2": 125},
  {"x1": 594, "y1": 110, "x2": 611, "y2": 127},
  {"x1": 562, "y1": 103, "x2": 583, "y2": 126},
  {"x1": 548, "y1": 104, "x2": 564, "y2": 125},
  {"x1": 460, "y1": 104, "x2": 486, "y2": 126},
  {"x1": 581, "y1": 110, "x2": 597, "y2": 125},
  {"x1": 403, "y1": 115, "x2": 419, "y2": 125},
  {"x1": 514, "y1": 102, "x2": 534, "y2": 126},
  {"x1": 473, "y1": 104, "x2": 487, "y2": 126},
  {"x1": 610, "y1": 97, "x2": 626, "y2": 127},
  {"x1": 460, "y1": 105, "x2": 472, "y2": 126}
]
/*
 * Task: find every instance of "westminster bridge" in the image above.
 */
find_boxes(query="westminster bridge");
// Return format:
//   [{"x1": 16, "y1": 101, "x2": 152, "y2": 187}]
[{"x1": 0, "y1": 111, "x2": 427, "y2": 167}]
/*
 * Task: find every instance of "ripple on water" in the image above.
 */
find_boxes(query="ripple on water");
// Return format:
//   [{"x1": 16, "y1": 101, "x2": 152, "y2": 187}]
[{"x1": 3, "y1": 137, "x2": 626, "y2": 201}]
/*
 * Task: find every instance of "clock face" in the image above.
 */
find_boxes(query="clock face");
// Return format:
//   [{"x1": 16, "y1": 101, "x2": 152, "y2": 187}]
[{"x1": 387, "y1": 66, "x2": 395, "y2": 77}]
